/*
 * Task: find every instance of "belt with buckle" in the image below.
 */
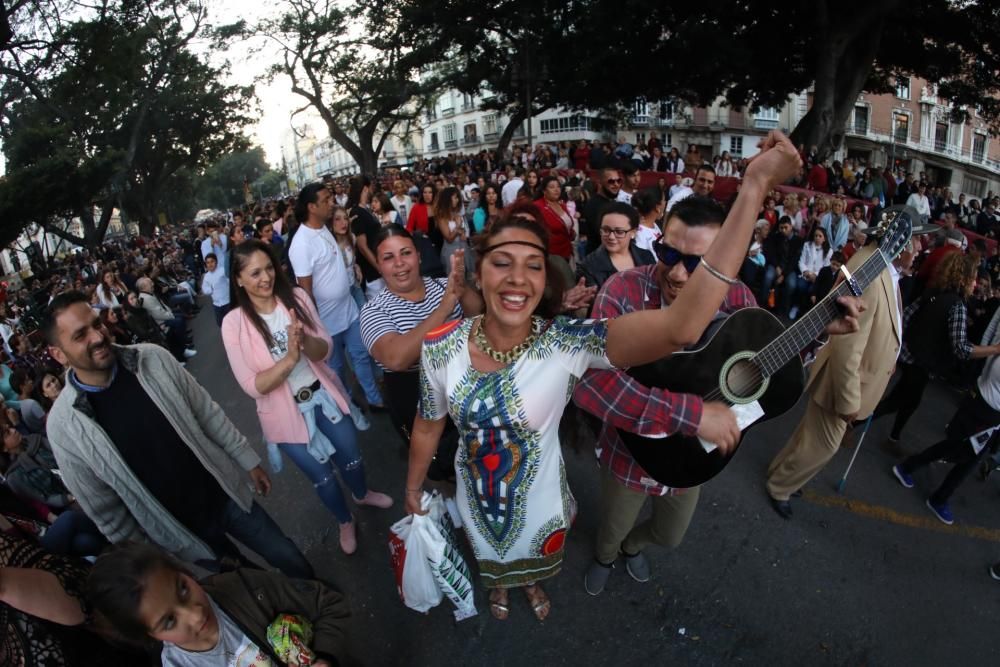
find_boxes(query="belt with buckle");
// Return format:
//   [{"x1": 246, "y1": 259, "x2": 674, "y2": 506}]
[{"x1": 295, "y1": 380, "x2": 321, "y2": 403}]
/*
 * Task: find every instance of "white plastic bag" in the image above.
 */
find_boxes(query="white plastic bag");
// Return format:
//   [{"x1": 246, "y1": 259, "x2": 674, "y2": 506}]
[{"x1": 388, "y1": 492, "x2": 476, "y2": 620}]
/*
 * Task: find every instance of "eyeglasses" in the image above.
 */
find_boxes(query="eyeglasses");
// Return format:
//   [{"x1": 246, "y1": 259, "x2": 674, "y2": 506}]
[
  {"x1": 605, "y1": 178, "x2": 623, "y2": 185},
  {"x1": 653, "y1": 242, "x2": 701, "y2": 273},
  {"x1": 600, "y1": 227, "x2": 631, "y2": 238}
]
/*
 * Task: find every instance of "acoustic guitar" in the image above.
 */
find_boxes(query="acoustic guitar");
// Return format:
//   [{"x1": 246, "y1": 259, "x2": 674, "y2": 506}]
[{"x1": 619, "y1": 206, "x2": 914, "y2": 488}]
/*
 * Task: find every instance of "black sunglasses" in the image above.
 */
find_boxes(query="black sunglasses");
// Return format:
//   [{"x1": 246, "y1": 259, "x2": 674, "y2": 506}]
[{"x1": 653, "y1": 242, "x2": 701, "y2": 273}]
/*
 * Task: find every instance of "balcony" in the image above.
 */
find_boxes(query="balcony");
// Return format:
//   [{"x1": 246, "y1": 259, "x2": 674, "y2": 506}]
[
  {"x1": 425, "y1": 111, "x2": 437, "y2": 122},
  {"x1": 462, "y1": 135, "x2": 479, "y2": 146},
  {"x1": 444, "y1": 139, "x2": 458, "y2": 149},
  {"x1": 844, "y1": 124, "x2": 1000, "y2": 170},
  {"x1": 484, "y1": 131, "x2": 499, "y2": 141},
  {"x1": 631, "y1": 114, "x2": 650, "y2": 126},
  {"x1": 442, "y1": 107, "x2": 455, "y2": 117},
  {"x1": 657, "y1": 116, "x2": 677, "y2": 127},
  {"x1": 429, "y1": 142, "x2": 440, "y2": 152},
  {"x1": 753, "y1": 117, "x2": 779, "y2": 130},
  {"x1": 511, "y1": 125, "x2": 525, "y2": 139},
  {"x1": 461, "y1": 101, "x2": 475, "y2": 111}
]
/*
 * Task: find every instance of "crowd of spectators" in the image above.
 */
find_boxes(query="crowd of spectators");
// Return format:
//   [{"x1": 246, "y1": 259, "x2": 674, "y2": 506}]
[{"x1": 0, "y1": 134, "x2": 999, "y2": 665}]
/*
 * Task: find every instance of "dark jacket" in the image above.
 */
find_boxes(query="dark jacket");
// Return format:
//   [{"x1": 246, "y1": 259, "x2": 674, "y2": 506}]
[
  {"x1": 762, "y1": 232, "x2": 804, "y2": 276},
  {"x1": 581, "y1": 193, "x2": 614, "y2": 254},
  {"x1": 578, "y1": 243, "x2": 656, "y2": 290},
  {"x1": 904, "y1": 288, "x2": 963, "y2": 376},
  {"x1": 202, "y1": 568, "x2": 351, "y2": 666},
  {"x1": 5, "y1": 435, "x2": 72, "y2": 508}
]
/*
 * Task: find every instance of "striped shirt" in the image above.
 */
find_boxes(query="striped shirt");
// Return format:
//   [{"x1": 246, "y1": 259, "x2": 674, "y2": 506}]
[{"x1": 359, "y1": 277, "x2": 463, "y2": 371}]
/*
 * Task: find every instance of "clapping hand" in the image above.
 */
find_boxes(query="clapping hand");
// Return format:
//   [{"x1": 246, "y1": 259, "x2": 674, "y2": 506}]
[
  {"x1": 286, "y1": 310, "x2": 304, "y2": 360},
  {"x1": 562, "y1": 278, "x2": 596, "y2": 312},
  {"x1": 446, "y1": 249, "x2": 466, "y2": 300}
]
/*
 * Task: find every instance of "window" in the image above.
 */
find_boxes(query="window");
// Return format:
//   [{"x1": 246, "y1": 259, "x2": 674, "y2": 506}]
[
  {"x1": 896, "y1": 77, "x2": 910, "y2": 100},
  {"x1": 962, "y1": 175, "x2": 987, "y2": 198},
  {"x1": 636, "y1": 133, "x2": 646, "y2": 145},
  {"x1": 973, "y1": 134, "x2": 986, "y2": 163},
  {"x1": 893, "y1": 112, "x2": 909, "y2": 143},
  {"x1": 443, "y1": 124, "x2": 456, "y2": 142},
  {"x1": 483, "y1": 113, "x2": 498, "y2": 137},
  {"x1": 633, "y1": 97, "x2": 650, "y2": 124},
  {"x1": 934, "y1": 122, "x2": 948, "y2": 152},
  {"x1": 538, "y1": 115, "x2": 595, "y2": 134},
  {"x1": 658, "y1": 100, "x2": 675, "y2": 121},
  {"x1": 729, "y1": 136, "x2": 743, "y2": 156},
  {"x1": 853, "y1": 106, "x2": 869, "y2": 134},
  {"x1": 429, "y1": 132, "x2": 439, "y2": 150},
  {"x1": 754, "y1": 106, "x2": 779, "y2": 129},
  {"x1": 461, "y1": 93, "x2": 474, "y2": 111}
]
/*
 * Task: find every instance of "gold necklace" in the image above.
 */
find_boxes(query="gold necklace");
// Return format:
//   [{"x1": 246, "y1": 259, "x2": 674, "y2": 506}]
[{"x1": 473, "y1": 315, "x2": 544, "y2": 364}]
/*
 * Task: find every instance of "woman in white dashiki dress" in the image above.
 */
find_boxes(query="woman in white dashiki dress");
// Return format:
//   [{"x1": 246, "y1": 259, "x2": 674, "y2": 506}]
[{"x1": 405, "y1": 137, "x2": 818, "y2": 621}]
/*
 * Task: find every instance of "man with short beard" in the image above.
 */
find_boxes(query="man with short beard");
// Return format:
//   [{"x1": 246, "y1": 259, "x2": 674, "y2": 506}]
[
  {"x1": 43, "y1": 291, "x2": 314, "y2": 578},
  {"x1": 582, "y1": 167, "x2": 623, "y2": 254},
  {"x1": 666, "y1": 165, "x2": 716, "y2": 212}
]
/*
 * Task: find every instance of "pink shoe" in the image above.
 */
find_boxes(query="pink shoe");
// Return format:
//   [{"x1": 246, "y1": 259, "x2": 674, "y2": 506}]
[
  {"x1": 339, "y1": 520, "x2": 357, "y2": 555},
  {"x1": 354, "y1": 490, "x2": 393, "y2": 509}
]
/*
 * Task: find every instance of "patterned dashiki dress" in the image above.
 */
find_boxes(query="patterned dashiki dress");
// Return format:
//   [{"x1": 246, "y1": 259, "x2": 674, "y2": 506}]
[{"x1": 419, "y1": 315, "x2": 612, "y2": 588}]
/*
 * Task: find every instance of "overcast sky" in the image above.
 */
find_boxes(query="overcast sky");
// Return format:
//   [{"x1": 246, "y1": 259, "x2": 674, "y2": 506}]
[{"x1": 206, "y1": 0, "x2": 324, "y2": 166}]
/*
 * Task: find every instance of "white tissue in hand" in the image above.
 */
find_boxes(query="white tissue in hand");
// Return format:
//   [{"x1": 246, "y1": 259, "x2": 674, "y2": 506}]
[{"x1": 697, "y1": 401, "x2": 765, "y2": 454}]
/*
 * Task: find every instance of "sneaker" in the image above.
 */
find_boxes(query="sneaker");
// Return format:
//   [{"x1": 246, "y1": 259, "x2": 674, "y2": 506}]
[
  {"x1": 354, "y1": 490, "x2": 393, "y2": 509},
  {"x1": 623, "y1": 551, "x2": 651, "y2": 583},
  {"x1": 925, "y1": 498, "x2": 954, "y2": 525},
  {"x1": 891, "y1": 465, "x2": 914, "y2": 489},
  {"x1": 183, "y1": 348, "x2": 198, "y2": 358},
  {"x1": 339, "y1": 520, "x2": 357, "y2": 554},
  {"x1": 990, "y1": 563, "x2": 1000, "y2": 581},
  {"x1": 584, "y1": 560, "x2": 613, "y2": 596}
]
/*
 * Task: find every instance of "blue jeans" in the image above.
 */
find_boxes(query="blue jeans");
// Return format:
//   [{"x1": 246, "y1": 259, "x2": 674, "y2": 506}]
[
  {"x1": 759, "y1": 266, "x2": 799, "y2": 315},
  {"x1": 207, "y1": 499, "x2": 314, "y2": 579},
  {"x1": 330, "y1": 317, "x2": 384, "y2": 406},
  {"x1": 40, "y1": 509, "x2": 107, "y2": 558},
  {"x1": 279, "y1": 406, "x2": 367, "y2": 524}
]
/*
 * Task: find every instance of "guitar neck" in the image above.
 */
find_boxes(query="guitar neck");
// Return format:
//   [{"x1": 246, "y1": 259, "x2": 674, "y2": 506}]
[{"x1": 754, "y1": 249, "x2": 890, "y2": 376}]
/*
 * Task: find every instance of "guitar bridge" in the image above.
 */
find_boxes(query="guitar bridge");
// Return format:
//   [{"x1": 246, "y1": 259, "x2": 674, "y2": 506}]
[{"x1": 839, "y1": 265, "x2": 863, "y2": 297}]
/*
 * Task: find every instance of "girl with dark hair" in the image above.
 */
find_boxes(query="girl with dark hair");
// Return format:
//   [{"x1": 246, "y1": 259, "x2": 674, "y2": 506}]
[
  {"x1": 99, "y1": 307, "x2": 138, "y2": 345},
  {"x1": 222, "y1": 241, "x2": 392, "y2": 555},
  {"x1": 578, "y1": 203, "x2": 656, "y2": 290},
  {"x1": 433, "y1": 186, "x2": 467, "y2": 272},
  {"x1": 472, "y1": 183, "x2": 502, "y2": 233},
  {"x1": 533, "y1": 176, "x2": 575, "y2": 263},
  {"x1": 32, "y1": 369, "x2": 63, "y2": 413},
  {"x1": 631, "y1": 187, "x2": 666, "y2": 252},
  {"x1": 792, "y1": 225, "x2": 833, "y2": 318},
  {"x1": 405, "y1": 133, "x2": 804, "y2": 621},
  {"x1": 405, "y1": 183, "x2": 436, "y2": 236},
  {"x1": 87, "y1": 542, "x2": 349, "y2": 665},
  {"x1": 346, "y1": 176, "x2": 384, "y2": 301},
  {"x1": 371, "y1": 193, "x2": 402, "y2": 227},
  {"x1": 330, "y1": 206, "x2": 365, "y2": 308}
]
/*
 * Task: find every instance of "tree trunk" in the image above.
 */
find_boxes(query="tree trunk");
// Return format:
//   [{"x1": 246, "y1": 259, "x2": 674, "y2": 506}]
[
  {"x1": 497, "y1": 106, "x2": 527, "y2": 159},
  {"x1": 791, "y1": 9, "x2": 891, "y2": 161}
]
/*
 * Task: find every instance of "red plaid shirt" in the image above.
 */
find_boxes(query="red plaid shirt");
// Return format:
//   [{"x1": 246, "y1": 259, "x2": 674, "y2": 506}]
[{"x1": 572, "y1": 264, "x2": 756, "y2": 495}]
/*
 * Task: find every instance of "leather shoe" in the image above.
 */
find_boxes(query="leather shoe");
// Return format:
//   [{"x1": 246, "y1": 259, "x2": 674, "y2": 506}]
[{"x1": 769, "y1": 496, "x2": 793, "y2": 519}]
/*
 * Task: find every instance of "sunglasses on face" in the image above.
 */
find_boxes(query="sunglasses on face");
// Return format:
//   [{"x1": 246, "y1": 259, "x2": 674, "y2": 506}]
[
  {"x1": 653, "y1": 242, "x2": 701, "y2": 273},
  {"x1": 605, "y1": 178, "x2": 623, "y2": 185}
]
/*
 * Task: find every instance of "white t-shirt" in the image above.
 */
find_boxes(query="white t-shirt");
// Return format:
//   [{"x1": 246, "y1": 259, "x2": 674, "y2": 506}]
[
  {"x1": 288, "y1": 225, "x2": 358, "y2": 335},
  {"x1": 616, "y1": 190, "x2": 634, "y2": 205},
  {"x1": 160, "y1": 600, "x2": 275, "y2": 667},
  {"x1": 390, "y1": 194, "x2": 411, "y2": 224},
  {"x1": 259, "y1": 305, "x2": 318, "y2": 394},
  {"x1": 201, "y1": 267, "x2": 230, "y2": 307},
  {"x1": 634, "y1": 224, "x2": 662, "y2": 253}
]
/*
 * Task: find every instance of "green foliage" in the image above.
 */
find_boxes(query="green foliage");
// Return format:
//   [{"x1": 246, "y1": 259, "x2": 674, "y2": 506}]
[{"x1": 0, "y1": 0, "x2": 252, "y2": 247}]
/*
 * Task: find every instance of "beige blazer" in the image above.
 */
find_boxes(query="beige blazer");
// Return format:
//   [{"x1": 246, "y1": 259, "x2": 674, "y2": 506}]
[{"x1": 806, "y1": 245, "x2": 901, "y2": 418}]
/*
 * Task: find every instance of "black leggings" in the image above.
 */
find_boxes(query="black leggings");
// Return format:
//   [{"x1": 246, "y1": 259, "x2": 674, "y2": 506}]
[
  {"x1": 874, "y1": 362, "x2": 930, "y2": 440},
  {"x1": 899, "y1": 392, "x2": 1000, "y2": 504}
]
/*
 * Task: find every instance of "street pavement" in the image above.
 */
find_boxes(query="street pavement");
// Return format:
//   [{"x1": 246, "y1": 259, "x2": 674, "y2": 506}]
[{"x1": 187, "y1": 304, "x2": 1000, "y2": 666}]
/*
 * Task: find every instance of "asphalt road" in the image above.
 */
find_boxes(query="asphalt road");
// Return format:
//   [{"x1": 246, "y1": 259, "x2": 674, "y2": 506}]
[{"x1": 186, "y1": 304, "x2": 1000, "y2": 667}]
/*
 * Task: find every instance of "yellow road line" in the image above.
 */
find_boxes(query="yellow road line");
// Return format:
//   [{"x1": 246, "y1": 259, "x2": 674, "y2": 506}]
[{"x1": 801, "y1": 488, "x2": 1000, "y2": 543}]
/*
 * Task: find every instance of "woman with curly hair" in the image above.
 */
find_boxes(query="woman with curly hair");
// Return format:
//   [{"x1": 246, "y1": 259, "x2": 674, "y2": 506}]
[{"x1": 874, "y1": 252, "x2": 1000, "y2": 451}]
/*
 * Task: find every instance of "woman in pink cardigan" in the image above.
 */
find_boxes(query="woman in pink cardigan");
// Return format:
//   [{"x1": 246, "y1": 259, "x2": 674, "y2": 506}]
[{"x1": 222, "y1": 240, "x2": 392, "y2": 555}]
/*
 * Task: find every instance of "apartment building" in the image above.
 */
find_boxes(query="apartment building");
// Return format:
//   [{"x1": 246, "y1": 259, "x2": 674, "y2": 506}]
[{"x1": 842, "y1": 75, "x2": 999, "y2": 199}]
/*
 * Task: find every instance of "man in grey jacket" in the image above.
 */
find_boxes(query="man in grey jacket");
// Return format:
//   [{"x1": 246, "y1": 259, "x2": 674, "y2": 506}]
[{"x1": 44, "y1": 291, "x2": 313, "y2": 579}]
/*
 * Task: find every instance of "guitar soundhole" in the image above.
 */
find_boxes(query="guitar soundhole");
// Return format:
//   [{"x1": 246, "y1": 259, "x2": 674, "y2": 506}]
[{"x1": 723, "y1": 358, "x2": 764, "y2": 401}]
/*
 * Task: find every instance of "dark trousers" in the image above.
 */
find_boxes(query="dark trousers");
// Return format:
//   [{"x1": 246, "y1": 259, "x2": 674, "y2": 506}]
[
  {"x1": 198, "y1": 499, "x2": 314, "y2": 580},
  {"x1": 213, "y1": 303, "x2": 232, "y2": 326},
  {"x1": 382, "y1": 370, "x2": 457, "y2": 482},
  {"x1": 874, "y1": 362, "x2": 930, "y2": 440},
  {"x1": 40, "y1": 509, "x2": 107, "y2": 558},
  {"x1": 899, "y1": 392, "x2": 1000, "y2": 504}
]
